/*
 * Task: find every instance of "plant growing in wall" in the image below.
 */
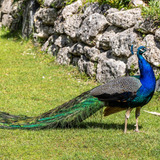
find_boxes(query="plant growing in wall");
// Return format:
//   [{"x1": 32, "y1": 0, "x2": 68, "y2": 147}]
[{"x1": 142, "y1": 0, "x2": 160, "y2": 23}]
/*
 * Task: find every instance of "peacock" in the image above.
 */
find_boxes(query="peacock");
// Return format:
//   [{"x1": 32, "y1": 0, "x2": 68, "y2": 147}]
[{"x1": 0, "y1": 46, "x2": 156, "y2": 133}]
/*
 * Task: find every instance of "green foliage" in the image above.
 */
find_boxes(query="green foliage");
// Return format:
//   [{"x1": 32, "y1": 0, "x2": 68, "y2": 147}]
[
  {"x1": 156, "y1": 72, "x2": 160, "y2": 80},
  {"x1": 142, "y1": 0, "x2": 160, "y2": 22},
  {"x1": 129, "y1": 64, "x2": 138, "y2": 76},
  {"x1": 36, "y1": 0, "x2": 45, "y2": 6},
  {"x1": 66, "y1": 0, "x2": 77, "y2": 5},
  {"x1": 107, "y1": 0, "x2": 130, "y2": 9}
]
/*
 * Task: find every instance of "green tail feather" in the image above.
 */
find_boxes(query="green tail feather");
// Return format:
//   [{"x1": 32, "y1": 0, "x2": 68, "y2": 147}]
[{"x1": 0, "y1": 91, "x2": 105, "y2": 129}]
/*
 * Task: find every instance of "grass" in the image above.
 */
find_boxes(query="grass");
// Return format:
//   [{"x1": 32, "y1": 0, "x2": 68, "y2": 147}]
[{"x1": 0, "y1": 28, "x2": 160, "y2": 159}]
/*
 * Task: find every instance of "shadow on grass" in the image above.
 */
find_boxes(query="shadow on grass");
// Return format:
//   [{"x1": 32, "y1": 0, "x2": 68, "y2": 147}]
[
  {"x1": 76, "y1": 121, "x2": 142, "y2": 131},
  {"x1": 41, "y1": 121, "x2": 142, "y2": 132},
  {"x1": 0, "y1": 29, "x2": 23, "y2": 41},
  {"x1": 0, "y1": 121, "x2": 142, "y2": 132}
]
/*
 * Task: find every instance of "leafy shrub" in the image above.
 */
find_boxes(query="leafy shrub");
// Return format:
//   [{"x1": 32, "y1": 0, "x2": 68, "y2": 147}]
[
  {"x1": 98, "y1": 0, "x2": 130, "y2": 8},
  {"x1": 142, "y1": 0, "x2": 160, "y2": 22}
]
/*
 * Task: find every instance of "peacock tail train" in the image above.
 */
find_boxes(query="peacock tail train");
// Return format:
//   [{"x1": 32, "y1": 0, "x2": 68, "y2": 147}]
[{"x1": 0, "y1": 91, "x2": 105, "y2": 129}]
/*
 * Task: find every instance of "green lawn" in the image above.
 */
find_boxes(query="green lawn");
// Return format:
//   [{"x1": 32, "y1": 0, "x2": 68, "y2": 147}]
[{"x1": 0, "y1": 29, "x2": 160, "y2": 160}]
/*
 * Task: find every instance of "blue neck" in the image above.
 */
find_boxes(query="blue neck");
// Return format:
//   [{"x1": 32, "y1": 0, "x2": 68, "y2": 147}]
[{"x1": 137, "y1": 53, "x2": 156, "y2": 91}]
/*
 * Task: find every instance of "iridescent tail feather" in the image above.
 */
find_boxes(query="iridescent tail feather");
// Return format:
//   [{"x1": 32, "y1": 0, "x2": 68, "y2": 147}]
[{"x1": 0, "y1": 91, "x2": 105, "y2": 129}]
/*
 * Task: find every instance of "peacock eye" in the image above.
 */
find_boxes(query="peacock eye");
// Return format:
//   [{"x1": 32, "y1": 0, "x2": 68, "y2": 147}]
[{"x1": 140, "y1": 48, "x2": 146, "y2": 52}]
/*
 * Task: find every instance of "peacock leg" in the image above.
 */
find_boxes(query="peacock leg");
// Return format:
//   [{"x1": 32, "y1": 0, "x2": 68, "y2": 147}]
[
  {"x1": 124, "y1": 108, "x2": 132, "y2": 133},
  {"x1": 135, "y1": 107, "x2": 141, "y2": 132}
]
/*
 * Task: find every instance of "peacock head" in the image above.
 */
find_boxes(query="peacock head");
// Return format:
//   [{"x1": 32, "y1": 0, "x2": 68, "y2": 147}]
[
  {"x1": 137, "y1": 46, "x2": 147, "y2": 55},
  {"x1": 131, "y1": 45, "x2": 147, "y2": 55}
]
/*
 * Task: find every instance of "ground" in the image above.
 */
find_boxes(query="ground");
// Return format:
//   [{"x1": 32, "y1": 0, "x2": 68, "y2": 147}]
[{"x1": 0, "y1": 29, "x2": 159, "y2": 159}]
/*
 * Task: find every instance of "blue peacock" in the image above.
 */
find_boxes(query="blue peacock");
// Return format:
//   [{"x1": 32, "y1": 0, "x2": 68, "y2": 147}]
[{"x1": 0, "y1": 46, "x2": 156, "y2": 133}]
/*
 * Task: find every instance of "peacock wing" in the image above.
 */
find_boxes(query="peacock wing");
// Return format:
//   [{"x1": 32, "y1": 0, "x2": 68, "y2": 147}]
[{"x1": 90, "y1": 77, "x2": 142, "y2": 101}]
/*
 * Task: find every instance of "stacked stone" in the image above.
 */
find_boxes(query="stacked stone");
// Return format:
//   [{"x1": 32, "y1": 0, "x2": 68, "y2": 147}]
[{"x1": 0, "y1": 0, "x2": 160, "y2": 87}]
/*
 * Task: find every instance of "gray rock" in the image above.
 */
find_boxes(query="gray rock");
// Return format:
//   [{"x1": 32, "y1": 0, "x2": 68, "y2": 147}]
[
  {"x1": 72, "y1": 57, "x2": 80, "y2": 66},
  {"x1": 1, "y1": 0, "x2": 27, "y2": 31},
  {"x1": 41, "y1": 34, "x2": 59, "y2": 51},
  {"x1": 34, "y1": 20, "x2": 54, "y2": 38},
  {"x1": 64, "y1": 14, "x2": 83, "y2": 39},
  {"x1": 62, "y1": 0, "x2": 82, "y2": 19},
  {"x1": 2, "y1": 14, "x2": 13, "y2": 28},
  {"x1": 34, "y1": 8, "x2": 57, "y2": 25},
  {"x1": 78, "y1": 55, "x2": 87, "y2": 72},
  {"x1": 42, "y1": 36, "x2": 59, "y2": 54},
  {"x1": 97, "y1": 52, "x2": 108, "y2": 61},
  {"x1": 54, "y1": 35, "x2": 73, "y2": 48},
  {"x1": 47, "y1": 44, "x2": 59, "y2": 56},
  {"x1": 155, "y1": 28, "x2": 160, "y2": 41},
  {"x1": 156, "y1": 79, "x2": 160, "y2": 92},
  {"x1": 79, "y1": 13, "x2": 109, "y2": 46},
  {"x1": 96, "y1": 55, "x2": 126, "y2": 83},
  {"x1": 83, "y1": 2, "x2": 111, "y2": 17},
  {"x1": 83, "y1": 2, "x2": 101, "y2": 18},
  {"x1": 110, "y1": 28, "x2": 139, "y2": 57},
  {"x1": 84, "y1": 46, "x2": 100, "y2": 62},
  {"x1": 43, "y1": 0, "x2": 67, "y2": 8},
  {"x1": 143, "y1": 34, "x2": 160, "y2": 67},
  {"x1": 41, "y1": 34, "x2": 72, "y2": 54},
  {"x1": 69, "y1": 43, "x2": 85, "y2": 56},
  {"x1": 105, "y1": 8, "x2": 119, "y2": 15},
  {"x1": 86, "y1": 61, "x2": 96, "y2": 77},
  {"x1": 54, "y1": 16, "x2": 64, "y2": 34},
  {"x1": 0, "y1": 0, "x2": 12, "y2": 14},
  {"x1": 135, "y1": 19, "x2": 158, "y2": 34},
  {"x1": 70, "y1": 43, "x2": 101, "y2": 61},
  {"x1": 96, "y1": 25, "x2": 123, "y2": 50},
  {"x1": 77, "y1": 55, "x2": 96, "y2": 77},
  {"x1": 56, "y1": 47, "x2": 72, "y2": 65},
  {"x1": 106, "y1": 8, "x2": 141, "y2": 29}
]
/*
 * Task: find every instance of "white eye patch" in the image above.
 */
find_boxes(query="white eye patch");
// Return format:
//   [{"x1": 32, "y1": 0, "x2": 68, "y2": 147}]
[{"x1": 140, "y1": 48, "x2": 146, "y2": 52}]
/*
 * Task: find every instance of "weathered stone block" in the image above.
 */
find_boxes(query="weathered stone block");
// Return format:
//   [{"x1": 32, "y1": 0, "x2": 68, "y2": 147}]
[
  {"x1": 54, "y1": 16, "x2": 64, "y2": 34},
  {"x1": 96, "y1": 25, "x2": 123, "y2": 50},
  {"x1": 69, "y1": 43, "x2": 85, "y2": 56},
  {"x1": 156, "y1": 79, "x2": 160, "y2": 92},
  {"x1": 78, "y1": 13, "x2": 109, "y2": 46},
  {"x1": 97, "y1": 55, "x2": 126, "y2": 83},
  {"x1": 155, "y1": 28, "x2": 160, "y2": 41},
  {"x1": 62, "y1": 0, "x2": 82, "y2": 19},
  {"x1": 143, "y1": 34, "x2": 160, "y2": 67},
  {"x1": 106, "y1": 8, "x2": 141, "y2": 29},
  {"x1": 84, "y1": 46, "x2": 100, "y2": 62},
  {"x1": 78, "y1": 55, "x2": 96, "y2": 77},
  {"x1": 34, "y1": 20, "x2": 54, "y2": 38},
  {"x1": 110, "y1": 28, "x2": 139, "y2": 57},
  {"x1": 2, "y1": 14, "x2": 13, "y2": 27},
  {"x1": 43, "y1": 0, "x2": 66, "y2": 8},
  {"x1": 34, "y1": 8, "x2": 57, "y2": 25},
  {"x1": 56, "y1": 47, "x2": 72, "y2": 65},
  {"x1": 64, "y1": 14, "x2": 83, "y2": 39},
  {"x1": 1, "y1": 0, "x2": 12, "y2": 14},
  {"x1": 135, "y1": 19, "x2": 158, "y2": 34}
]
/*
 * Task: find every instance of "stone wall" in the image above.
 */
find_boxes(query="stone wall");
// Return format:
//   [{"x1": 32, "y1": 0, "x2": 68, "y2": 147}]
[{"x1": 0, "y1": 0, "x2": 160, "y2": 86}]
